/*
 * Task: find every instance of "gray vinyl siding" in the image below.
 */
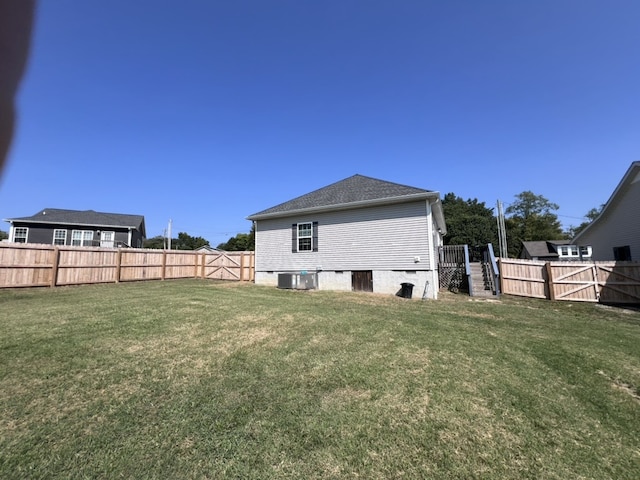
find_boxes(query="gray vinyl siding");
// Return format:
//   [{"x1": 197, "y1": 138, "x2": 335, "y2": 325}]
[
  {"x1": 575, "y1": 177, "x2": 640, "y2": 261},
  {"x1": 255, "y1": 201, "x2": 434, "y2": 272}
]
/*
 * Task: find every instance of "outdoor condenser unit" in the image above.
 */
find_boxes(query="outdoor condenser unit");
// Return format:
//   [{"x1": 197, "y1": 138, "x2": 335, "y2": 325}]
[
  {"x1": 278, "y1": 273, "x2": 294, "y2": 289},
  {"x1": 298, "y1": 273, "x2": 315, "y2": 290}
]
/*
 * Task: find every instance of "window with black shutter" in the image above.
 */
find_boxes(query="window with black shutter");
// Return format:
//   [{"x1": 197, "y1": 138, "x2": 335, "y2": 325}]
[{"x1": 292, "y1": 221, "x2": 318, "y2": 252}]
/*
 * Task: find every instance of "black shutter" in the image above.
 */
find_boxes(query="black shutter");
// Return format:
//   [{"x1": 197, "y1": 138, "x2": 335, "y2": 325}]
[
  {"x1": 312, "y1": 222, "x2": 318, "y2": 252},
  {"x1": 292, "y1": 224, "x2": 297, "y2": 253}
]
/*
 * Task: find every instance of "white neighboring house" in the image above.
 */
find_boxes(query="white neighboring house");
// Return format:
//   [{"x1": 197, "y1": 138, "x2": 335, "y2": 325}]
[
  {"x1": 246, "y1": 174, "x2": 447, "y2": 299},
  {"x1": 573, "y1": 161, "x2": 640, "y2": 261},
  {"x1": 520, "y1": 240, "x2": 592, "y2": 261}
]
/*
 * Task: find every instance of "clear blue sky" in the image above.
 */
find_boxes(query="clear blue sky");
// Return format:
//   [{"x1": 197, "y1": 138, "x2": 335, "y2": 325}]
[{"x1": 1, "y1": 1, "x2": 639, "y2": 246}]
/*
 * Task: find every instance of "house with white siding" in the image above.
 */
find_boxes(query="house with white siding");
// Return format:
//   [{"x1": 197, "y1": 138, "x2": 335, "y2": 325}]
[
  {"x1": 572, "y1": 161, "x2": 640, "y2": 261},
  {"x1": 247, "y1": 174, "x2": 446, "y2": 299}
]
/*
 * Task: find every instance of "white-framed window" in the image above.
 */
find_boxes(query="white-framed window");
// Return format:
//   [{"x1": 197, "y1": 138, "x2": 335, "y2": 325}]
[
  {"x1": 12, "y1": 227, "x2": 28, "y2": 243},
  {"x1": 71, "y1": 230, "x2": 94, "y2": 246},
  {"x1": 298, "y1": 222, "x2": 312, "y2": 251},
  {"x1": 292, "y1": 222, "x2": 318, "y2": 252},
  {"x1": 558, "y1": 245, "x2": 580, "y2": 258},
  {"x1": 579, "y1": 246, "x2": 592, "y2": 258},
  {"x1": 100, "y1": 231, "x2": 115, "y2": 248},
  {"x1": 53, "y1": 229, "x2": 67, "y2": 246}
]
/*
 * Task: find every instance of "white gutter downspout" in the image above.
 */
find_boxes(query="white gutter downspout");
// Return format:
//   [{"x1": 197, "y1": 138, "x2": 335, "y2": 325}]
[
  {"x1": 425, "y1": 200, "x2": 435, "y2": 271},
  {"x1": 128, "y1": 228, "x2": 132, "y2": 247},
  {"x1": 425, "y1": 200, "x2": 437, "y2": 299}
]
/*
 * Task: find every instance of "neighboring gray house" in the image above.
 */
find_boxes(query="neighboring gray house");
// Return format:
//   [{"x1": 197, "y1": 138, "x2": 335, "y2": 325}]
[
  {"x1": 246, "y1": 174, "x2": 446, "y2": 298},
  {"x1": 520, "y1": 240, "x2": 592, "y2": 261},
  {"x1": 573, "y1": 161, "x2": 640, "y2": 261},
  {"x1": 4, "y1": 208, "x2": 146, "y2": 248}
]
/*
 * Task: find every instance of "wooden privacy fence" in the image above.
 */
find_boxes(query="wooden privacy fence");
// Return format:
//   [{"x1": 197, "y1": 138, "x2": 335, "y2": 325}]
[
  {"x1": 0, "y1": 243, "x2": 254, "y2": 288},
  {"x1": 499, "y1": 258, "x2": 640, "y2": 304}
]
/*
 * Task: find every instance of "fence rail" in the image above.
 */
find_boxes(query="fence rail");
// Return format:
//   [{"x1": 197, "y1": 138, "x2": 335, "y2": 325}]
[
  {"x1": 0, "y1": 243, "x2": 254, "y2": 288},
  {"x1": 499, "y1": 258, "x2": 640, "y2": 304}
]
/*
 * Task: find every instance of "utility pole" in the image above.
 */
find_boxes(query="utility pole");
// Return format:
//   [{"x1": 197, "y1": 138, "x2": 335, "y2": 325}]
[
  {"x1": 167, "y1": 219, "x2": 172, "y2": 250},
  {"x1": 496, "y1": 200, "x2": 508, "y2": 258}
]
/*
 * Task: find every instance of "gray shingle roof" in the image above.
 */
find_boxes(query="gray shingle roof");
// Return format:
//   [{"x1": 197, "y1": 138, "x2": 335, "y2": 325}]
[
  {"x1": 7, "y1": 208, "x2": 146, "y2": 235},
  {"x1": 521, "y1": 240, "x2": 572, "y2": 258},
  {"x1": 248, "y1": 174, "x2": 434, "y2": 219}
]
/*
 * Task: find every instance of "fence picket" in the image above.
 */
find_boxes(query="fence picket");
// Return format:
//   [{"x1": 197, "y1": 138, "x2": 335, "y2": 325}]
[
  {"x1": 0, "y1": 243, "x2": 254, "y2": 288},
  {"x1": 500, "y1": 258, "x2": 640, "y2": 304}
]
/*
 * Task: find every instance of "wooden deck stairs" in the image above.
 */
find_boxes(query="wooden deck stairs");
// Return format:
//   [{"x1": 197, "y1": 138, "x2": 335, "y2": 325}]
[{"x1": 469, "y1": 262, "x2": 495, "y2": 298}]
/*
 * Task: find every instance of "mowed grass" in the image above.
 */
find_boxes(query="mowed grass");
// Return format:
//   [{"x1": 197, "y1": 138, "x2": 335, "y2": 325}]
[{"x1": 1, "y1": 280, "x2": 639, "y2": 479}]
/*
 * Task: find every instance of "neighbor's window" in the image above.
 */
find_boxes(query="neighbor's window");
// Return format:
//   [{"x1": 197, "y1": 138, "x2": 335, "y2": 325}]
[
  {"x1": 613, "y1": 245, "x2": 632, "y2": 261},
  {"x1": 579, "y1": 246, "x2": 592, "y2": 258},
  {"x1": 100, "y1": 231, "x2": 115, "y2": 248},
  {"x1": 71, "y1": 230, "x2": 94, "y2": 246},
  {"x1": 53, "y1": 229, "x2": 67, "y2": 245},
  {"x1": 292, "y1": 222, "x2": 318, "y2": 252},
  {"x1": 13, "y1": 227, "x2": 28, "y2": 243},
  {"x1": 559, "y1": 245, "x2": 580, "y2": 257}
]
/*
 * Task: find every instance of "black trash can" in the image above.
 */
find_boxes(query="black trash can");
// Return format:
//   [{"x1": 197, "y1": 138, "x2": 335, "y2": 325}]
[{"x1": 400, "y1": 282, "x2": 414, "y2": 299}]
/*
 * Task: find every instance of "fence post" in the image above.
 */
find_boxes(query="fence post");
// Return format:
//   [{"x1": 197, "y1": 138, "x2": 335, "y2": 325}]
[
  {"x1": 240, "y1": 252, "x2": 245, "y2": 281},
  {"x1": 592, "y1": 264, "x2": 600, "y2": 301},
  {"x1": 194, "y1": 251, "x2": 199, "y2": 278},
  {"x1": 116, "y1": 249, "x2": 122, "y2": 283},
  {"x1": 250, "y1": 252, "x2": 255, "y2": 282},
  {"x1": 545, "y1": 262, "x2": 555, "y2": 300},
  {"x1": 162, "y1": 250, "x2": 167, "y2": 280},
  {"x1": 200, "y1": 252, "x2": 206, "y2": 279},
  {"x1": 50, "y1": 247, "x2": 60, "y2": 288}
]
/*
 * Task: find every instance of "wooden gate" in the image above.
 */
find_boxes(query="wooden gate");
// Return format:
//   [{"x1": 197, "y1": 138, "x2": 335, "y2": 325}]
[
  {"x1": 549, "y1": 262, "x2": 640, "y2": 303},
  {"x1": 202, "y1": 251, "x2": 254, "y2": 281},
  {"x1": 499, "y1": 258, "x2": 640, "y2": 304},
  {"x1": 597, "y1": 263, "x2": 640, "y2": 303},
  {"x1": 352, "y1": 271, "x2": 373, "y2": 292}
]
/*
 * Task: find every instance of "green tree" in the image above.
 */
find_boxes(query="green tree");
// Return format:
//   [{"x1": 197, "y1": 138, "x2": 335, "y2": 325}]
[
  {"x1": 174, "y1": 232, "x2": 209, "y2": 250},
  {"x1": 143, "y1": 232, "x2": 210, "y2": 250},
  {"x1": 566, "y1": 205, "x2": 604, "y2": 238},
  {"x1": 441, "y1": 193, "x2": 497, "y2": 246},
  {"x1": 0, "y1": 230, "x2": 7, "y2": 241},
  {"x1": 143, "y1": 235, "x2": 166, "y2": 249},
  {"x1": 217, "y1": 224, "x2": 255, "y2": 251},
  {"x1": 505, "y1": 191, "x2": 565, "y2": 257}
]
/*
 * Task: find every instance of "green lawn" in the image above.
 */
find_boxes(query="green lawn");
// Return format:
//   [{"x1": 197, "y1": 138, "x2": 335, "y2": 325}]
[{"x1": 1, "y1": 280, "x2": 639, "y2": 479}]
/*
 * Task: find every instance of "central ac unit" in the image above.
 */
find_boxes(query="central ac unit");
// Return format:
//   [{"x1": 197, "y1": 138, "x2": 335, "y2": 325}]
[{"x1": 278, "y1": 273, "x2": 294, "y2": 289}]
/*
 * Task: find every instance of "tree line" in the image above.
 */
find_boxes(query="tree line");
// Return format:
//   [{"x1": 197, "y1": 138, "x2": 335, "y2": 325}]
[
  {"x1": 1, "y1": 195, "x2": 597, "y2": 258},
  {"x1": 142, "y1": 225, "x2": 255, "y2": 251},
  {"x1": 442, "y1": 191, "x2": 601, "y2": 257}
]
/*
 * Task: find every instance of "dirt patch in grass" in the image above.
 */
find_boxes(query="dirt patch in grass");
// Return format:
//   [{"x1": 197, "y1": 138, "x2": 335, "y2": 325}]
[
  {"x1": 612, "y1": 380, "x2": 640, "y2": 402},
  {"x1": 597, "y1": 370, "x2": 640, "y2": 403}
]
